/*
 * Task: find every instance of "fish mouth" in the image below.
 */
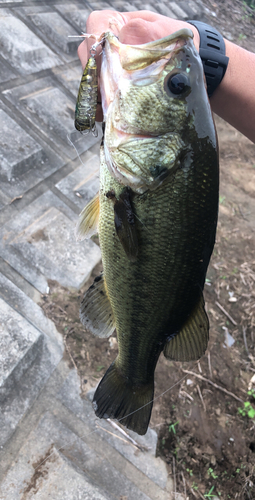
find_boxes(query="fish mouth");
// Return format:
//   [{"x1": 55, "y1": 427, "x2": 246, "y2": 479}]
[
  {"x1": 100, "y1": 29, "x2": 197, "y2": 193},
  {"x1": 101, "y1": 29, "x2": 195, "y2": 116},
  {"x1": 104, "y1": 28, "x2": 194, "y2": 71},
  {"x1": 109, "y1": 125, "x2": 155, "y2": 144}
]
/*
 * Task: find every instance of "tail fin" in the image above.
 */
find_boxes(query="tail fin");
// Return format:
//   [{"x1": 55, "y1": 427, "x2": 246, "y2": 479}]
[{"x1": 92, "y1": 361, "x2": 154, "y2": 435}]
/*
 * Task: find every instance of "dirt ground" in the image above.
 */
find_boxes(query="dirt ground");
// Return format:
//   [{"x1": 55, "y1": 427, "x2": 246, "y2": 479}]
[
  {"x1": 204, "y1": 0, "x2": 255, "y2": 50},
  {"x1": 40, "y1": 2, "x2": 255, "y2": 499}
]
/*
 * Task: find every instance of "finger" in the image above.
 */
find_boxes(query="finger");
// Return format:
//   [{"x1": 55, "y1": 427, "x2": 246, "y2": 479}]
[
  {"x1": 119, "y1": 16, "x2": 200, "y2": 50},
  {"x1": 78, "y1": 10, "x2": 127, "y2": 69},
  {"x1": 78, "y1": 10, "x2": 200, "y2": 68}
]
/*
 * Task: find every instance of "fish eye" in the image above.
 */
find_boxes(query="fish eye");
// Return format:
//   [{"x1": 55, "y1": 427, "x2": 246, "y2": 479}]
[{"x1": 164, "y1": 72, "x2": 191, "y2": 97}]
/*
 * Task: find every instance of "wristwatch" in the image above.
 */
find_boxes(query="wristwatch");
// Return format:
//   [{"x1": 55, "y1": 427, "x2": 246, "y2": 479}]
[{"x1": 187, "y1": 20, "x2": 229, "y2": 97}]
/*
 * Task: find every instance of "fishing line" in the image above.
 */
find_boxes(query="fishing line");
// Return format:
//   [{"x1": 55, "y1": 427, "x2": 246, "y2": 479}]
[
  {"x1": 117, "y1": 372, "x2": 189, "y2": 424},
  {"x1": 66, "y1": 133, "x2": 100, "y2": 185},
  {"x1": 33, "y1": 369, "x2": 191, "y2": 472},
  {"x1": 68, "y1": 33, "x2": 96, "y2": 40},
  {"x1": 133, "y1": 212, "x2": 149, "y2": 231},
  {"x1": 67, "y1": 132, "x2": 88, "y2": 167}
]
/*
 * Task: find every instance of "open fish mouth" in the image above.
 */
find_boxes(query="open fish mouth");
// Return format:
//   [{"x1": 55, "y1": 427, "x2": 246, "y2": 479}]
[
  {"x1": 103, "y1": 28, "x2": 194, "y2": 70},
  {"x1": 100, "y1": 29, "x2": 198, "y2": 193},
  {"x1": 101, "y1": 28, "x2": 194, "y2": 116}
]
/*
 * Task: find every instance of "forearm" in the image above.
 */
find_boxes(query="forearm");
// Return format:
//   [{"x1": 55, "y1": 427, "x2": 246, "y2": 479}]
[{"x1": 210, "y1": 39, "x2": 255, "y2": 143}]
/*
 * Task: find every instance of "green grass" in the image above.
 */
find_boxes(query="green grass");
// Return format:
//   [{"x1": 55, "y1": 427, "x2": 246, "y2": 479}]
[{"x1": 243, "y1": 0, "x2": 255, "y2": 7}]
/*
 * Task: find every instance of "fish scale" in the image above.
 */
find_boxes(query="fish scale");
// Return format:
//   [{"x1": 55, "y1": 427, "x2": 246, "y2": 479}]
[{"x1": 98, "y1": 142, "x2": 217, "y2": 380}]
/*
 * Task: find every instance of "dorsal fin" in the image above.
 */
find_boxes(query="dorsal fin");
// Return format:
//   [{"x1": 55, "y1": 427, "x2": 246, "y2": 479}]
[
  {"x1": 76, "y1": 192, "x2": 100, "y2": 240},
  {"x1": 164, "y1": 294, "x2": 209, "y2": 362},
  {"x1": 80, "y1": 273, "x2": 115, "y2": 338}
]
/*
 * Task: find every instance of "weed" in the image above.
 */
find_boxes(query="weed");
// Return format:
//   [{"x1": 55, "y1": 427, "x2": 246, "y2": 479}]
[
  {"x1": 238, "y1": 400, "x2": 255, "y2": 419},
  {"x1": 186, "y1": 468, "x2": 193, "y2": 477},
  {"x1": 96, "y1": 365, "x2": 105, "y2": 372},
  {"x1": 169, "y1": 421, "x2": 179, "y2": 434},
  {"x1": 248, "y1": 389, "x2": 255, "y2": 399},
  {"x1": 243, "y1": 0, "x2": 255, "y2": 8},
  {"x1": 204, "y1": 486, "x2": 215, "y2": 498},
  {"x1": 208, "y1": 467, "x2": 218, "y2": 479},
  {"x1": 219, "y1": 195, "x2": 226, "y2": 204},
  {"x1": 191, "y1": 482, "x2": 198, "y2": 490}
]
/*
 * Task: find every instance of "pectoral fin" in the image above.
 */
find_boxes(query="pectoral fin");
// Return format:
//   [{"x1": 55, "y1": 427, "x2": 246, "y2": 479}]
[
  {"x1": 80, "y1": 274, "x2": 115, "y2": 338},
  {"x1": 164, "y1": 294, "x2": 209, "y2": 362},
  {"x1": 76, "y1": 192, "x2": 100, "y2": 240},
  {"x1": 114, "y1": 187, "x2": 138, "y2": 262}
]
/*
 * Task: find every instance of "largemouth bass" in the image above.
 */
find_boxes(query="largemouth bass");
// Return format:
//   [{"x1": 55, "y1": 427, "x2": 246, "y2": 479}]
[{"x1": 77, "y1": 29, "x2": 219, "y2": 435}]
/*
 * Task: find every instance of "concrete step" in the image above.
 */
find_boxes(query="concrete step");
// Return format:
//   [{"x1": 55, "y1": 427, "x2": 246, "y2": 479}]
[
  {"x1": 55, "y1": 152, "x2": 100, "y2": 211},
  {"x1": 0, "y1": 439, "x2": 111, "y2": 499},
  {"x1": 16, "y1": 7, "x2": 81, "y2": 58},
  {"x1": 0, "y1": 9, "x2": 61, "y2": 76},
  {"x1": 56, "y1": 369, "x2": 174, "y2": 497},
  {"x1": 0, "y1": 273, "x2": 63, "y2": 348},
  {"x1": 0, "y1": 409, "x2": 163, "y2": 500},
  {"x1": 0, "y1": 190, "x2": 101, "y2": 294},
  {"x1": 0, "y1": 283, "x2": 63, "y2": 447}
]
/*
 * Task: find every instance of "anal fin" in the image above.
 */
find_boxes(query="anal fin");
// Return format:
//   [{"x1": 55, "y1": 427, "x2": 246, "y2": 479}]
[
  {"x1": 80, "y1": 274, "x2": 115, "y2": 338},
  {"x1": 164, "y1": 294, "x2": 209, "y2": 362},
  {"x1": 76, "y1": 192, "x2": 100, "y2": 240}
]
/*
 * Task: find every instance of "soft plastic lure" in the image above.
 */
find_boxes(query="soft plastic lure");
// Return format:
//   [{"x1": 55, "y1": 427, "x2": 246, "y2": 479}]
[{"x1": 75, "y1": 48, "x2": 98, "y2": 135}]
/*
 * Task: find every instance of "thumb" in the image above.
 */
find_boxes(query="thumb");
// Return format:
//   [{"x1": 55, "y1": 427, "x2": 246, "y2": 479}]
[{"x1": 118, "y1": 18, "x2": 159, "y2": 45}]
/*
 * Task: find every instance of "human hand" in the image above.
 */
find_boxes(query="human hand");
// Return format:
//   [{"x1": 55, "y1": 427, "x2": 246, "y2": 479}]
[{"x1": 78, "y1": 10, "x2": 200, "y2": 122}]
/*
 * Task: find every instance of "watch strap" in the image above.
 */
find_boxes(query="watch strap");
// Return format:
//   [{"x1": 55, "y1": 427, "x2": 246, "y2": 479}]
[{"x1": 187, "y1": 20, "x2": 229, "y2": 97}]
